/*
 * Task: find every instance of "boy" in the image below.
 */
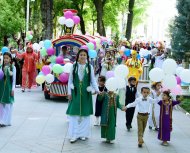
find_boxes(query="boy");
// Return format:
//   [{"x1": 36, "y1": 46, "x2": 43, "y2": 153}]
[
  {"x1": 125, "y1": 77, "x2": 138, "y2": 131},
  {"x1": 126, "y1": 87, "x2": 155, "y2": 148}
]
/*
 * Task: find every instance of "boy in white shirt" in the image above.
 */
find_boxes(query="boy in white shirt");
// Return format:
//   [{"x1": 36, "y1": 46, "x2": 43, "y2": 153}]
[{"x1": 126, "y1": 87, "x2": 155, "y2": 148}]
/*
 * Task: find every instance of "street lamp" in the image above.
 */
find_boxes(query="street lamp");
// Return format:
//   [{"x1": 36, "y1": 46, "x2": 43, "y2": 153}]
[{"x1": 26, "y1": 0, "x2": 35, "y2": 32}]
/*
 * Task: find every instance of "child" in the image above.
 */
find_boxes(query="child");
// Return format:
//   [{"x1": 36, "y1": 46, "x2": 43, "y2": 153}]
[
  {"x1": 0, "y1": 52, "x2": 16, "y2": 127},
  {"x1": 158, "y1": 90, "x2": 181, "y2": 146},
  {"x1": 66, "y1": 46, "x2": 99, "y2": 143},
  {"x1": 125, "y1": 76, "x2": 138, "y2": 131},
  {"x1": 148, "y1": 82, "x2": 162, "y2": 130},
  {"x1": 94, "y1": 76, "x2": 107, "y2": 126},
  {"x1": 100, "y1": 91, "x2": 126, "y2": 143},
  {"x1": 126, "y1": 87, "x2": 155, "y2": 148}
]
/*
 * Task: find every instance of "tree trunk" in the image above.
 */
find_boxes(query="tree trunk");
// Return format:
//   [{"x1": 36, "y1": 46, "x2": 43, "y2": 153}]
[
  {"x1": 78, "y1": 14, "x2": 86, "y2": 34},
  {"x1": 41, "y1": 0, "x2": 53, "y2": 39},
  {"x1": 125, "y1": 0, "x2": 135, "y2": 40},
  {"x1": 3, "y1": 36, "x2": 8, "y2": 46},
  {"x1": 93, "y1": 0, "x2": 106, "y2": 36}
]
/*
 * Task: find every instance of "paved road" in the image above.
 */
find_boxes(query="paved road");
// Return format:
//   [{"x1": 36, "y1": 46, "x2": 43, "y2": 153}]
[{"x1": 0, "y1": 86, "x2": 190, "y2": 153}]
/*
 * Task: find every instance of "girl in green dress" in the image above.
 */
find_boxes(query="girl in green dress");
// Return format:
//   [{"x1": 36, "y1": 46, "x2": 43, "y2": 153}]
[{"x1": 0, "y1": 52, "x2": 16, "y2": 127}]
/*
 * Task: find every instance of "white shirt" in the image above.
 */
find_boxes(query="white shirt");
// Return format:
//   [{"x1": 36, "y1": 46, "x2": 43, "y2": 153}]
[
  {"x1": 126, "y1": 96, "x2": 155, "y2": 113},
  {"x1": 67, "y1": 63, "x2": 99, "y2": 95}
]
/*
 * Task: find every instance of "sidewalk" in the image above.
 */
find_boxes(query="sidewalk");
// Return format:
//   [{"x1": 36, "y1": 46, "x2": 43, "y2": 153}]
[{"x1": 0, "y1": 87, "x2": 190, "y2": 153}]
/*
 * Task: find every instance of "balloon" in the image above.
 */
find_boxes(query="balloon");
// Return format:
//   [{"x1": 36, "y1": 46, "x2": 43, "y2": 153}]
[
  {"x1": 45, "y1": 74, "x2": 55, "y2": 83},
  {"x1": 59, "y1": 73, "x2": 69, "y2": 83},
  {"x1": 116, "y1": 77, "x2": 126, "y2": 89},
  {"x1": 88, "y1": 50, "x2": 97, "y2": 58},
  {"x1": 1, "y1": 47, "x2": 9, "y2": 54},
  {"x1": 42, "y1": 65, "x2": 51, "y2": 75},
  {"x1": 44, "y1": 40, "x2": 52, "y2": 49},
  {"x1": 39, "y1": 41, "x2": 44, "y2": 48},
  {"x1": 149, "y1": 68, "x2": 164, "y2": 82},
  {"x1": 89, "y1": 40, "x2": 96, "y2": 50},
  {"x1": 47, "y1": 48, "x2": 55, "y2": 56},
  {"x1": 36, "y1": 75, "x2": 45, "y2": 84},
  {"x1": 28, "y1": 35, "x2": 33, "y2": 40},
  {"x1": 162, "y1": 58, "x2": 177, "y2": 75},
  {"x1": 114, "y1": 64, "x2": 129, "y2": 79},
  {"x1": 64, "y1": 11, "x2": 73, "y2": 19},
  {"x1": 40, "y1": 47, "x2": 47, "y2": 56},
  {"x1": 124, "y1": 49, "x2": 131, "y2": 57},
  {"x1": 0, "y1": 69, "x2": 4, "y2": 80},
  {"x1": 56, "y1": 56, "x2": 64, "y2": 64},
  {"x1": 180, "y1": 69, "x2": 190, "y2": 83},
  {"x1": 30, "y1": 31, "x2": 33, "y2": 35},
  {"x1": 33, "y1": 43, "x2": 40, "y2": 51},
  {"x1": 52, "y1": 64, "x2": 63, "y2": 74},
  {"x1": 171, "y1": 85, "x2": 182, "y2": 95},
  {"x1": 50, "y1": 55, "x2": 56, "y2": 63},
  {"x1": 176, "y1": 67, "x2": 184, "y2": 76},
  {"x1": 121, "y1": 46, "x2": 125, "y2": 51},
  {"x1": 65, "y1": 19, "x2": 74, "y2": 27},
  {"x1": 63, "y1": 63, "x2": 73, "y2": 73},
  {"x1": 73, "y1": 16, "x2": 80, "y2": 24},
  {"x1": 80, "y1": 45, "x2": 88, "y2": 51},
  {"x1": 106, "y1": 71, "x2": 115, "y2": 79},
  {"x1": 105, "y1": 77, "x2": 118, "y2": 91},
  {"x1": 176, "y1": 76, "x2": 181, "y2": 85},
  {"x1": 38, "y1": 71, "x2": 44, "y2": 75},
  {"x1": 58, "y1": 16, "x2": 66, "y2": 25},
  {"x1": 163, "y1": 75, "x2": 177, "y2": 89},
  {"x1": 86, "y1": 42, "x2": 94, "y2": 50}
]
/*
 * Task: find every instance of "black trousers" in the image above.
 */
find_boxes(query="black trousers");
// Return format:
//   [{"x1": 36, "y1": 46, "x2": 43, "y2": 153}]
[
  {"x1": 95, "y1": 100, "x2": 103, "y2": 117},
  {"x1": 126, "y1": 107, "x2": 135, "y2": 127}
]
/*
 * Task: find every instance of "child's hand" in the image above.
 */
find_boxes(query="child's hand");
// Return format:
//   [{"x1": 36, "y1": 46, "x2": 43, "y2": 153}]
[
  {"x1": 122, "y1": 106, "x2": 127, "y2": 112},
  {"x1": 11, "y1": 90, "x2": 14, "y2": 96},
  {"x1": 68, "y1": 95, "x2": 72, "y2": 101}
]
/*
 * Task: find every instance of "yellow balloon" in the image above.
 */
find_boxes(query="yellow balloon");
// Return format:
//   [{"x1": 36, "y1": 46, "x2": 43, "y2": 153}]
[{"x1": 36, "y1": 75, "x2": 45, "y2": 84}]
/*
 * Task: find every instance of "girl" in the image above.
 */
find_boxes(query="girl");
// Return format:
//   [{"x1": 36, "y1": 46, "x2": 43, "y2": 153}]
[
  {"x1": 0, "y1": 52, "x2": 16, "y2": 127},
  {"x1": 148, "y1": 82, "x2": 162, "y2": 131},
  {"x1": 94, "y1": 75, "x2": 107, "y2": 126},
  {"x1": 158, "y1": 90, "x2": 181, "y2": 146},
  {"x1": 66, "y1": 46, "x2": 99, "y2": 143},
  {"x1": 100, "y1": 51, "x2": 116, "y2": 76}
]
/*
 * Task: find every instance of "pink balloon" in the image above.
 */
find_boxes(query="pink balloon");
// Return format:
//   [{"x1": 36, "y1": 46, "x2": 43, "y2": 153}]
[
  {"x1": 171, "y1": 85, "x2": 182, "y2": 95},
  {"x1": 59, "y1": 73, "x2": 69, "y2": 83},
  {"x1": 73, "y1": 16, "x2": 80, "y2": 24},
  {"x1": 42, "y1": 65, "x2": 51, "y2": 75},
  {"x1": 106, "y1": 71, "x2": 115, "y2": 79},
  {"x1": 47, "y1": 48, "x2": 55, "y2": 56},
  {"x1": 176, "y1": 76, "x2": 181, "y2": 85},
  {"x1": 56, "y1": 56, "x2": 64, "y2": 64},
  {"x1": 89, "y1": 39, "x2": 96, "y2": 50},
  {"x1": 64, "y1": 11, "x2": 73, "y2": 19},
  {"x1": 0, "y1": 69, "x2": 4, "y2": 80},
  {"x1": 79, "y1": 45, "x2": 88, "y2": 51}
]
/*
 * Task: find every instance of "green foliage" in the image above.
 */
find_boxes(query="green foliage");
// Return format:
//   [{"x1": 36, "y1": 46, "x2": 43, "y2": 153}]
[
  {"x1": 170, "y1": 0, "x2": 190, "y2": 52},
  {"x1": 180, "y1": 97, "x2": 190, "y2": 113}
]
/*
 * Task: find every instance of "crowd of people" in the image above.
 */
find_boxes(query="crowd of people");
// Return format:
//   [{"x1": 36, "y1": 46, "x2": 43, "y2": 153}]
[{"x1": 0, "y1": 39, "x2": 183, "y2": 148}]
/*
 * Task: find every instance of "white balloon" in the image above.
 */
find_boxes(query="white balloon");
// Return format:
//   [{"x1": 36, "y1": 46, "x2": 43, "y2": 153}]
[
  {"x1": 45, "y1": 74, "x2": 55, "y2": 83},
  {"x1": 39, "y1": 41, "x2": 44, "y2": 48},
  {"x1": 65, "y1": 19, "x2": 74, "y2": 27},
  {"x1": 105, "y1": 77, "x2": 118, "y2": 91},
  {"x1": 116, "y1": 77, "x2": 126, "y2": 89},
  {"x1": 63, "y1": 63, "x2": 73, "y2": 73},
  {"x1": 121, "y1": 46, "x2": 126, "y2": 51},
  {"x1": 149, "y1": 68, "x2": 164, "y2": 82},
  {"x1": 163, "y1": 75, "x2": 177, "y2": 89},
  {"x1": 180, "y1": 69, "x2": 190, "y2": 83},
  {"x1": 176, "y1": 67, "x2": 184, "y2": 76},
  {"x1": 33, "y1": 43, "x2": 40, "y2": 51},
  {"x1": 58, "y1": 17, "x2": 66, "y2": 25},
  {"x1": 114, "y1": 64, "x2": 129, "y2": 79},
  {"x1": 162, "y1": 58, "x2": 177, "y2": 75}
]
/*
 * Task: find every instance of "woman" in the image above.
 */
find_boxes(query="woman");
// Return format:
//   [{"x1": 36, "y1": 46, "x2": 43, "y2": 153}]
[{"x1": 66, "y1": 46, "x2": 99, "y2": 143}]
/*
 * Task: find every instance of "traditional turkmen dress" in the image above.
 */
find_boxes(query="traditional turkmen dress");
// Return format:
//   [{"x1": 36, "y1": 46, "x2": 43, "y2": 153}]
[
  {"x1": 0, "y1": 64, "x2": 16, "y2": 126},
  {"x1": 158, "y1": 100, "x2": 180, "y2": 141},
  {"x1": 100, "y1": 93, "x2": 123, "y2": 141},
  {"x1": 66, "y1": 63, "x2": 99, "y2": 139}
]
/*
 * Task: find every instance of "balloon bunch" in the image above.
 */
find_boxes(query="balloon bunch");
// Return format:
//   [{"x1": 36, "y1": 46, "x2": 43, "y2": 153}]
[
  {"x1": 39, "y1": 40, "x2": 55, "y2": 57},
  {"x1": 149, "y1": 58, "x2": 190, "y2": 95},
  {"x1": 58, "y1": 10, "x2": 80, "y2": 27},
  {"x1": 26, "y1": 31, "x2": 33, "y2": 40}
]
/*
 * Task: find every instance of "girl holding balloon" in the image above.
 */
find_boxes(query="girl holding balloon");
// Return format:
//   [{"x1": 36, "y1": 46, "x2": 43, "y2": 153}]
[
  {"x1": 0, "y1": 52, "x2": 16, "y2": 127},
  {"x1": 66, "y1": 46, "x2": 99, "y2": 143}
]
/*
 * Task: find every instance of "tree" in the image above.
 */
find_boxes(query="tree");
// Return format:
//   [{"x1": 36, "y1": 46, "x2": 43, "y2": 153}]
[
  {"x1": 41, "y1": 0, "x2": 53, "y2": 39},
  {"x1": 170, "y1": 0, "x2": 190, "y2": 52}
]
